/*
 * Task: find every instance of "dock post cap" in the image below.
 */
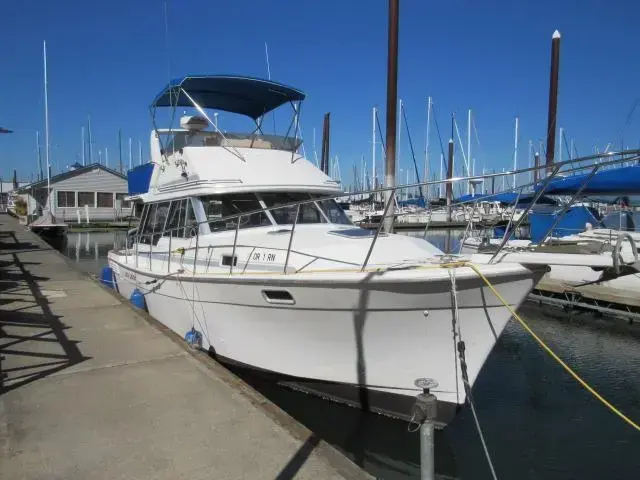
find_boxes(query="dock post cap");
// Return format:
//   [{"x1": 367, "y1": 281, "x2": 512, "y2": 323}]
[{"x1": 552, "y1": 30, "x2": 561, "y2": 39}]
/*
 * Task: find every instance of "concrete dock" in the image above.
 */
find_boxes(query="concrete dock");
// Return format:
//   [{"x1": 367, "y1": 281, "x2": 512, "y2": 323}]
[{"x1": 0, "y1": 214, "x2": 371, "y2": 480}]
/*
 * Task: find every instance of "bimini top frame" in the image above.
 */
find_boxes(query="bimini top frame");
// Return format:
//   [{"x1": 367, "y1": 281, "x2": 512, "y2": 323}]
[
  {"x1": 151, "y1": 75, "x2": 305, "y2": 119},
  {"x1": 150, "y1": 75, "x2": 306, "y2": 163}
]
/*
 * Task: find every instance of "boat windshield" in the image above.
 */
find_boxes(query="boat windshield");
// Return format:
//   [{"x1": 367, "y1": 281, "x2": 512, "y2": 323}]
[
  {"x1": 260, "y1": 193, "x2": 351, "y2": 225},
  {"x1": 199, "y1": 192, "x2": 352, "y2": 232},
  {"x1": 317, "y1": 198, "x2": 352, "y2": 225},
  {"x1": 201, "y1": 193, "x2": 271, "y2": 232}
]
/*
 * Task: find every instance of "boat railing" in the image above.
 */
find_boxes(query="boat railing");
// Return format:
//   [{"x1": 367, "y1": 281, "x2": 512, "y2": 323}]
[
  {"x1": 125, "y1": 225, "x2": 363, "y2": 275},
  {"x1": 125, "y1": 148, "x2": 640, "y2": 275}
]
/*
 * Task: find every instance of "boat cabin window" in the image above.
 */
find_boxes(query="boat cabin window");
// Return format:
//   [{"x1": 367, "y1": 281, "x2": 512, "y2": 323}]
[
  {"x1": 260, "y1": 193, "x2": 325, "y2": 225},
  {"x1": 139, "y1": 203, "x2": 164, "y2": 245},
  {"x1": 260, "y1": 193, "x2": 350, "y2": 225},
  {"x1": 317, "y1": 199, "x2": 352, "y2": 225},
  {"x1": 138, "y1": 199, "x2": 197, "y2": 244},
  {"x1": 163, "y1": 199, "x2": 194, "y2": 238},
  {"x1": 201, "y1": 193, "x2": 271, "y2": 232}
]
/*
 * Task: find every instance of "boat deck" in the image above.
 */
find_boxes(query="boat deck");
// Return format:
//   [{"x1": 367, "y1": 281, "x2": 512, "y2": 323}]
[{"x1": 0, "y1": 214, "x2": 370, "y2": 480}]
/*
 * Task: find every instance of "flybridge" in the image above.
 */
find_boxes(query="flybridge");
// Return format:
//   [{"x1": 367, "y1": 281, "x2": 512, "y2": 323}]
[{"x1": 149, "y1": 74, "x2": 307, "y2": 166}]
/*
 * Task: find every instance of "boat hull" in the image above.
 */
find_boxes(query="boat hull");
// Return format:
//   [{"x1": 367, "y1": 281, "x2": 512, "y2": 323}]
[{"x1": 109, "y1": 253, "x2": 537, "y2": 422}]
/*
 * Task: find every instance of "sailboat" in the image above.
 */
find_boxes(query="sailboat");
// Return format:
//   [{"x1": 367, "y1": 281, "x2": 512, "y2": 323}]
[{"x1": 30, "y1": 40, "x2": 67, "y2": 238}]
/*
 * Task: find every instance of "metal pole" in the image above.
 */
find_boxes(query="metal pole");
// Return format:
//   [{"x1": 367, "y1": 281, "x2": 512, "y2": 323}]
[
  {"x1": 534, "y1": 152, "x2": 540, "y2": 183},
  {"x1": 138, "y1": 139, "x2": 143, "y2": 165},
  {"x1": 545, "y1": 30, "x2": 561, "y2": 173},
  {"x1": 414, "y1": 378, "x2": 438, "y2": 480},
  {"x1": 362, "y1": 188, "x2": 396, "y2": 271},
  {"x1": 321, "y1": 113, "x2": 330, "y2": 175},
  {"x1": 283, "y1": 204, "x2": 300, "y2": 274},
  {"x1": 128, "y1": 137, "x2": 133, "y2": 170},
  {"x1": 230, "y1": 215, "x2": 241, "y2": 274},
  {"x1": 382, "y1": 0, "x2": 399, "y2": 233},
  {"x1": 446, "y1": 136, "x2": 454, "y2": 221}
]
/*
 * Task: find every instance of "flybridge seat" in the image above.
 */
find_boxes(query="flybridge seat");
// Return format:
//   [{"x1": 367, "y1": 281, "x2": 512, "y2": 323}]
[{"x1": 163, "y1": 130, "x2": 301, "y2": 154}]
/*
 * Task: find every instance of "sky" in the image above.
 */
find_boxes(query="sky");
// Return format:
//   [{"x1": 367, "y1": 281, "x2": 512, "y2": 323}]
[{"x1": 1, "y1": 0, "x2": 639, "y2": 188}]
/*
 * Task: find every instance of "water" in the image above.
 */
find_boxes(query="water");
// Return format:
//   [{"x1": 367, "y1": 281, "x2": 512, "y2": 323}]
[{"x1": 58, "y1": 231, "x2": 640, "y2": 479}]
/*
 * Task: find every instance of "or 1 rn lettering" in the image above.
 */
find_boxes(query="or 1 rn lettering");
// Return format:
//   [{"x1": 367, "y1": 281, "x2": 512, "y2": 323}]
[{"x1": 252, "y1": 252, "x2": 277, "y2": 262}]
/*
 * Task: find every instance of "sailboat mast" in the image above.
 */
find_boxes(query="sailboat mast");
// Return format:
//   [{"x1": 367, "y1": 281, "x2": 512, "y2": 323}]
[
  {"x1": 36, "y1": 131, "x2": 43, "y2": 181},
  {"x1": 128, "y1": 137, "x2": 132, "y2": 170},
  {"x1": 439, "y1": 153, "x2": 444, "y2": 198},
  {"x1": 312, "y1": 127, "x2": 318, "y2": 167},
  {"x1": 118, "y1": 129, "x2": 123, "y2": 173},
  {"x1": 43, "y1": 40, "x2": 51, "y2": 209},
  {"x1": 513, "y1": 116, "x2": 519, "y2": 188},
  {"x1": 397, "y1": 98, "x2": 402, "y2": 184},
  {"x1": 88, "y1": 115, "x2": 93, "y2": 163},
  {"x1": 81, "y1": 126, "x2": 85, "y2": 166},
  {"x1": 138, "y1": 140, "x2": 143, "y2": 165},
  {"x1": 528, "y1": 140, "x2": 533, "y2": 184},
  {"x1": 425, "y1": 97, "x2": 431, "y2": 199},
  {"x1": 467, "y1": 108, "x2": 472, "y2": 183},
  {"x1": 372, "y1": 106, "x2": 376, "y2": 191},
  {"x1": 558, "y1": 126, "x2": 563, "y2": 162}
]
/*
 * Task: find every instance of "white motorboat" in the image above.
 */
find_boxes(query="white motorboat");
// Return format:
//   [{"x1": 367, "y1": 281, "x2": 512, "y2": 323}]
[
  {"x1": 107, "y1": 75, "x2": 627, "y2": 424},
  {"x1": 460, "y1": 200, "x2": 640, "y2": 314}
]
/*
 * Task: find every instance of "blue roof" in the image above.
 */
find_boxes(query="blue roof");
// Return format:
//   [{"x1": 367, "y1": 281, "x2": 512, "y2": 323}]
[
  {"x1": 398, "y1": 198, "x2": 426, "y2": 207},
  {"x1": 151, "y1": 75, "x2": 306, "y2": 119},
  {"x1": 535, "y1": 164, "x2": 640, "y2": 195}
]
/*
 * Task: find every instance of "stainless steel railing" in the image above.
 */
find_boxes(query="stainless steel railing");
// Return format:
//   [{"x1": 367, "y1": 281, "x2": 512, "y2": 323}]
[{"x1": 121, "y1": 149, "x2": 640, "y2": 275}]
